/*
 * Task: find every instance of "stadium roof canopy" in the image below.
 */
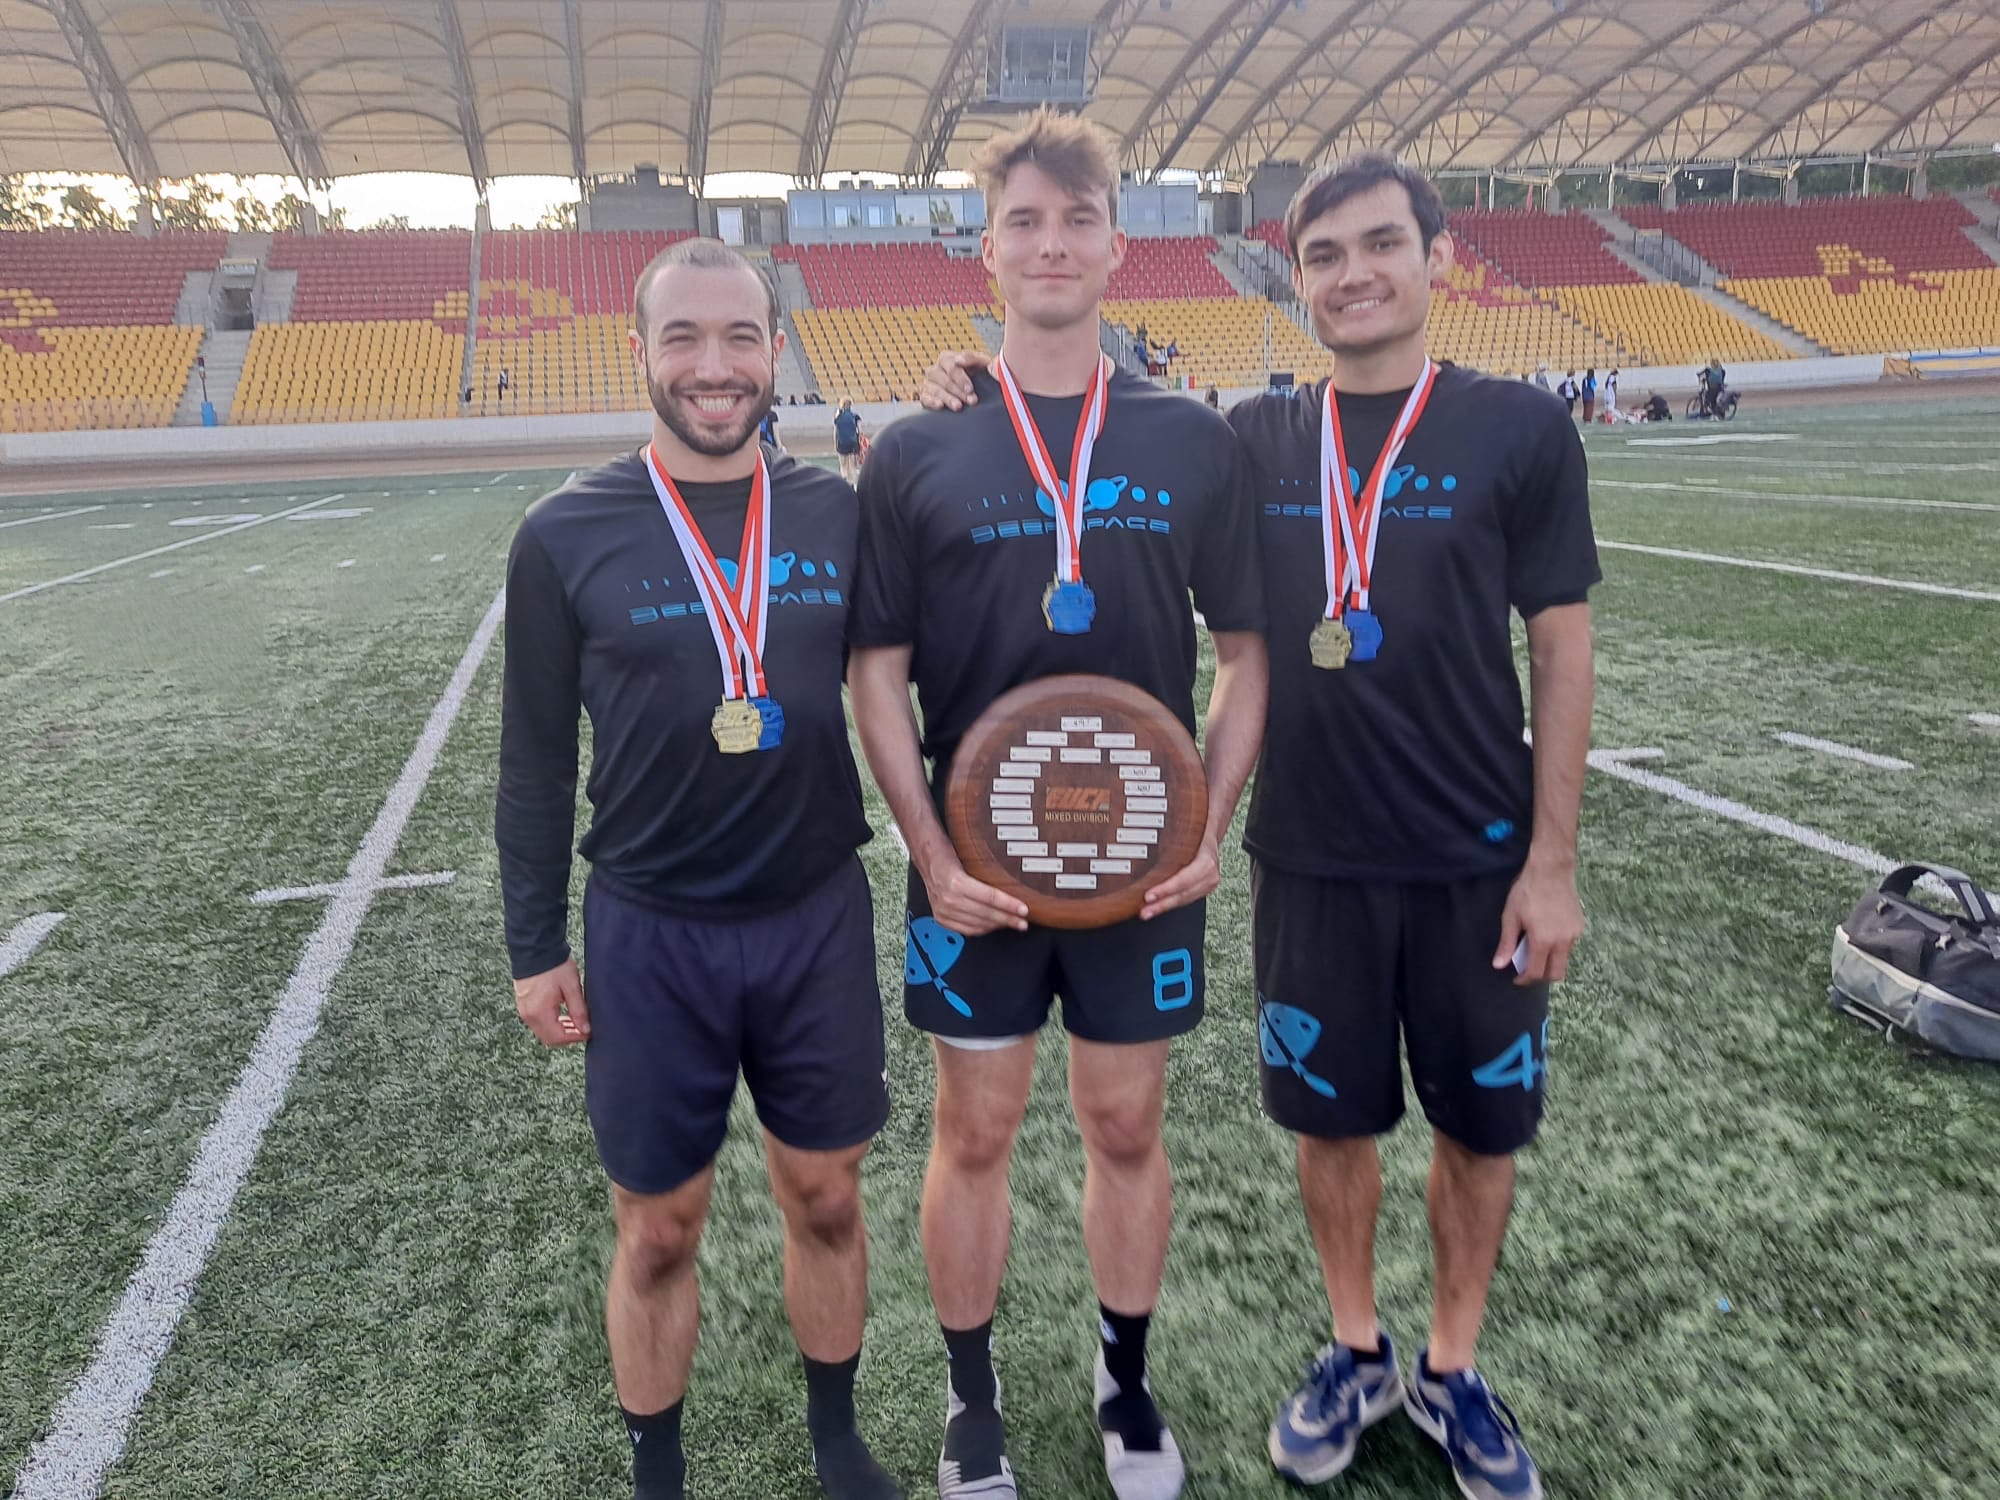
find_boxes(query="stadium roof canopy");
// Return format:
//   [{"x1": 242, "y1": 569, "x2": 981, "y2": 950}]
[{"x1": 2, "y1": 0, "x2": 1998, "y2": 189}]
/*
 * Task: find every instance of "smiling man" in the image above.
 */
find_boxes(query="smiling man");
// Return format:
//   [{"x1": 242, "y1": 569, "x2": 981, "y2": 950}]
[
  {"x1": 847, "y1": 108, "x2": 1267, "y2": 1500},
  {"x1": 1234, "y1": 155, "x2": 1597, "y2": 1500},
  {"x1": 496, "y1": 238, "x2": 901, "y2": 1500}
]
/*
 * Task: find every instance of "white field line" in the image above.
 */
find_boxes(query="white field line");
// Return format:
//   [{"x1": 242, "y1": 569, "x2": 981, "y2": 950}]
[
  {"x1": 0, "y1": 912, "x2": 66, "y2": 980},
  {"x1": 1594, "y1": 477, "x2": 2000, "y2": 514},
  {"x1": 1591, "y1": 748, "x2": 1893, "y2": 874},
  {"x1": 9, "y1": 588, "x2": 506, "y2": 1500},
  {"x1": 0, "y1": 495, "x2": 345, "y2": 605},
  {"x1": 0, "y1": 506, "x2": 102, "y2": 530},
  {"x1": 1597, "y1": 540, "x2": 2000, "y2": 603},
  {"x1": 1972, "y1": 713, "x2": 2000, "y2": 728},
  {"x1": 1589, "y1": 748, "x2": 1993, "y2": 907},
  {"x1": 489, "y1": 471, "x2": 511, "y2": 484},
  {"x1": 1598, "y1": 450, "x2": 1998, "y2": 475},
  {"x1": 1773, "y1": 732, "x2": 1913, "y2": 771},
  {"x1": 250, "y1": 870, "x2": 456, "y2": 905}
]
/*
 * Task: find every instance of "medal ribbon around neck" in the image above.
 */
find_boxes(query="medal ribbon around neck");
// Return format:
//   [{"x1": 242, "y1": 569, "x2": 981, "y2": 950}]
[
  {"x1": 645, "y1": 442, "x2": 772, "y2": 701},
  {"x1": 994, "y1": 352, "x2": 1110, "y2": 587},
  {"x1": 1318, "y1": 357, "x2": 1438, "y2": 619}
]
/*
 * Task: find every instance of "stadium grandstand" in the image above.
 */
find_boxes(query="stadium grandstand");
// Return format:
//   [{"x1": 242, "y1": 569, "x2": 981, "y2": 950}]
[{"x1": 0, "y1": 0, "x2": 1997, "y2": 437}]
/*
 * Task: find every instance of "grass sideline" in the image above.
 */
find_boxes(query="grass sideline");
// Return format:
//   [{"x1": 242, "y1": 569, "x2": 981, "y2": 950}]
[{"x1": 2, "y1": 400, "x2": 1999, "y2": 1499}]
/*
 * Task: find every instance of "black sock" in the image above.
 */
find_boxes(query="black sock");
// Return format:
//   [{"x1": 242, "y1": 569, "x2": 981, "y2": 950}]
[
  {"x1": 941, "y1": 1320, "x2": 1007, "y2": 1484},
  {"x1": 622, "y1": 1400, "x2": 685, "y2": 1500},
  {"x1": 804, "y1": 1354, "x2": 904, "y2": 1500},
  {"x1": 804, "y1": 1352, "x2": 860, "y2": 1442},
  {"x1": 942, "y1": 1319, "x2": 996, "y2": 1409},
  {"x1": 1097, "y1": 1306, "x2": 1164, "y2": 1453},
  {"x1": 1099, "y1": 1304, "x2": 1152, "y2": 1395}
]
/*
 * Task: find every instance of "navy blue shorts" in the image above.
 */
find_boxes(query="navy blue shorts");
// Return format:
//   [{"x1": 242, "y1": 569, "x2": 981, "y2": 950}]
[
  {"x1": 581, "y1": 857, "x2": 890, "y2": 1195},
  {"x1": 902, "y1": 864, "x2": 1206, "y2": 1044},
  {"x1": 1252, "y1": 861, "x2": 1549, "y2": 1155}
]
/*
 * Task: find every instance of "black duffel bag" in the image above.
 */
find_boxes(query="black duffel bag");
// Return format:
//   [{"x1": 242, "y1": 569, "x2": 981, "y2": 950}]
[{"x1": 1830, "y1": 863, "x2": 2000, "y2": 1060}]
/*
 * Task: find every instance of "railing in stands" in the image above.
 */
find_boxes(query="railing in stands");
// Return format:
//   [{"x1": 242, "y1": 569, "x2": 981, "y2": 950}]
[{"x1": 1630, "y1": 230, "x2": 1711, "y2": 288}]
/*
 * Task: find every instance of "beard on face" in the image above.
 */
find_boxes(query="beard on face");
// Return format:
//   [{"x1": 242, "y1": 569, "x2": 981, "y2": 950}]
[{"x1": 647, "y1": 363, "x2": 774, "y2": 457}]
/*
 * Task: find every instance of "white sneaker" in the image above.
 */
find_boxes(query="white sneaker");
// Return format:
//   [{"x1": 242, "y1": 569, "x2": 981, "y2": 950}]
[{"x1": 1095, "y1": 1350, "x2": 1184, "y2": 1500}]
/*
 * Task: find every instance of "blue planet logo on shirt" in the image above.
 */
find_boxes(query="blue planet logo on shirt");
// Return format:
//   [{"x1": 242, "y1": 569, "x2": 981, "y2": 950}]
[{"x1": 1032, "y1": 475, "x2": 1173, "y2": 517}]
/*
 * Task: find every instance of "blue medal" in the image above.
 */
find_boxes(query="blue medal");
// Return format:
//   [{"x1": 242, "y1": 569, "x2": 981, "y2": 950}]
[
  {"x1": 1043, "y1": 579, "x2": 1097, "y2": 635},
  {"x1": 750, "y1": 695, "x2": 786, "y2": 751},
  {"x1": 1345, "y1": 607, "x2": 1383, "y2": 661},
  {"x1": 995, "y1": 353, "x2": 1110, "y2": 636}
]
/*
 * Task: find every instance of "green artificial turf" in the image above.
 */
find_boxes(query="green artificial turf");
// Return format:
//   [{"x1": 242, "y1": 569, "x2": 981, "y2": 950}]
[{"x1": 4, "y1": 402, "x2": 1999, "y2": 1499}]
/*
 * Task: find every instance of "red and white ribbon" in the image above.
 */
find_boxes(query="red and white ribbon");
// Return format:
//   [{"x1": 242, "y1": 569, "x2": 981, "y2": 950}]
[
  {"x1": 645, "y1": 443, "x2": 772, "y2": 700},
  {"x1": 1319, "y1": 357, "x2": 1437, "y2": 618},
  {"x1": 994, "y1": 352, "x2": 1110, "y2": 586}
]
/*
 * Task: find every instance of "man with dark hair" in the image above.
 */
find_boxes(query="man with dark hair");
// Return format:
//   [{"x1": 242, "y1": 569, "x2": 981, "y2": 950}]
[
  {"x1": 834, "y1": 397, "x2": 863, "y2": 483},
  {"x1": 1246, "y1": 149, "x2": 1593, "y2": 1500},
  {"x1": 498, "y1": 238, "x2": 902, "y2": 1500},
  {"x1": 927, "y1": 147, "x2": 1593, "y2": 1499},
  {"x1": 850, "y1": 105, "x2": 1268, "y2": 1500}
]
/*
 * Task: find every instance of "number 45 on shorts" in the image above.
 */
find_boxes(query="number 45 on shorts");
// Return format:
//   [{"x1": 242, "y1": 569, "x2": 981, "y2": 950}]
[{"x1": 1472, "y1": 1018, "x2": 1549, "y2": 1091}]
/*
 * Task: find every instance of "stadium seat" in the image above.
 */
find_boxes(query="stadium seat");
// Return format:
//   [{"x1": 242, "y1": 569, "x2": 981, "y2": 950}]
[
  {"x1": 234, "y1": 321, "x2": 464, "y2": 425},
  {"x1": 0, "y1": 229, "x2": 222, "y2": 432},
  {"x1": 465, "y1": 229, "x2": 694, "y2": 417},
  {"x1": 772, "y1": 243, "x2": 995, "y2": 309},
  {"x1": 790, "y1": 306, "x2": 994, "y2": 403},
  {"x1": 1618, "y1": 198, "x2": 1999, "y2": 353}
]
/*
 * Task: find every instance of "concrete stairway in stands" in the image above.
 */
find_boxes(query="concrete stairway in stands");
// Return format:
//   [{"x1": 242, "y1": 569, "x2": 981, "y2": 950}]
[
  {"x1": 1582, "y1": 210, "x2": 1673, "y2": 283},
  {"x1": 171, "y1": 328, "x2": 252, "y2": 426}
]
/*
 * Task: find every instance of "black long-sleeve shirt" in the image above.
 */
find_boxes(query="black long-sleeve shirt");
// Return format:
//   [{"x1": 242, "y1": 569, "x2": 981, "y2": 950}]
[{"x1": 495, "y1": 447, "x2": 871, "y2": 979}]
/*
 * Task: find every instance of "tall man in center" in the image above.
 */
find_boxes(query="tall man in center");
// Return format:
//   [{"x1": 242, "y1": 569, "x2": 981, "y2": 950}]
[{"x1": 848, "y1": 109, "x2": 1268, "y2": 1500}]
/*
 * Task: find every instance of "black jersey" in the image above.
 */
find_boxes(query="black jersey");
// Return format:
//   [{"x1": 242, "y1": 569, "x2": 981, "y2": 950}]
[
  {"x1": 850, "y1": 369, "x2": 1262, "y2": 794},
  {"x1": 496, "y1": 447, "x2": 870, "y2": 978},
  {"x1": 1227, "y1": 367, "x2": 1599, "y2": 880}
]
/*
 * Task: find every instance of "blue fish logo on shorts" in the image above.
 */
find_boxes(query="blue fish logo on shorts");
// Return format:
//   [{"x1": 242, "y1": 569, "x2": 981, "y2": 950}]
[
  {"x1": 905, "y1": 915, "x2": 971, "y2": 1018},
  {"x1": 1258, "y1": 997, "x2": 1337, "y2": 1098}
]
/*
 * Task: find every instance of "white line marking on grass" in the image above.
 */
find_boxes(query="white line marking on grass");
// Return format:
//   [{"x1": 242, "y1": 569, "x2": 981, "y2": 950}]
[
  {"x1": 489, "y1": 471, "x2": 510, "y2": 484},
  {"x1": 337, "y1": 559, "x2": 356, "y2": 569},
  {"x1": 147, "y1": 569, "x2": 173, "y2": 579},
  {"x1": 1593, "y1": 478, "x2": 2000, "y2": 514},
  {"x1": 244, "y1": 565, "x2": 265, "y2": 575},
  {"x1": 0, "y1": 505, "x2": 102, "y2": 529},
  {"x1": 88, "y1": 524, "x2": 137, "y2": 531},
  {"x1": 430, "y1": 554, "x2": 446, "y2": 563},
  {"x1": 1625, "y1": 433, "x2": 1798, "y2": 446},
  {"x1": 169, "y1": 514, "x2": 262, "y2": 528},
  {"x1": 1591, "y1": 748, "x2": 1896, "y2": 873},
  {"x1": 1972, "y1": 713, "x2": 2000, "y2": 728},
  {"x1": 9, "y1": 588, "x2": 505, "y2": 1500},
  {"x1": 1600, "y1": 449, "x2": 1999, "y2": 475},
  {"x1": 1590, "y1": 748, "x2": 1996, "y2": 908},
  {"x1": 1773, "y1": 732, "x2": 1913, "y2": 771},
  {"x1": 288, "y1": 508, "x2": 373, "y2": 522},
  {"x1": 0, "y1": 495, "x2": 346, "y2": 605},
  {"x1": 250, "y1": 870, "x2": 456, "y2": 905},
  {"x1": 1597, "y1": 540, "x2": 2000, "y2": 602},
  {"x1": 0, "y1": 912, "x2": 66, "y2": 979}
]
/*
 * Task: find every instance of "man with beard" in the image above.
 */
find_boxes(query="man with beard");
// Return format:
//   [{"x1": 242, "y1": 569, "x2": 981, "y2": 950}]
[{"x1": 496, "y1": 238, "x2": 902, "y2": 1500}]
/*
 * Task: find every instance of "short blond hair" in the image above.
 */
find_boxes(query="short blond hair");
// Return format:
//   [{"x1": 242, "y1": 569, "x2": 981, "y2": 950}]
[{"x1": 970, "y1": 107, "x2": 1119, "y2": 226}]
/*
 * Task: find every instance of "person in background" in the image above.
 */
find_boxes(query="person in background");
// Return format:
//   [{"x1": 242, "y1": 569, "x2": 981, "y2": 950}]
[
  {"x1": 1601, "y1": 368, "x2": 1619, "y2": 425},
  {"x1": 1206, "y1": 386, "x2": 1221, "y2": 410},
  {"x1": 835, "y1": 397, "x2": 864, "y2": 484},
  {"x1": 1556, "y1": 370, "x2": 1577, "y2": 419},
  {"x1": 1579, "y1": 368, "x2": 1596, "y2": 424}
]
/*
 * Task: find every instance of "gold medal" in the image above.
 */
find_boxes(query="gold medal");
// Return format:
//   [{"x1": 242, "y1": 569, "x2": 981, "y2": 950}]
[
  {"x1": 711, "y1": 697, "x2": 764, "y2": 754},
  {"x1": 1309, "y1": 617, "x2": 1352, "y2": 671}
]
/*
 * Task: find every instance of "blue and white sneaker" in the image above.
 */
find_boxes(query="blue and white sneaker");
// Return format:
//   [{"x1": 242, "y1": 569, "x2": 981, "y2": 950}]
[
  {"x1": 1267, "y1": 1333, "x2": 1404, "y2": 1484},
  {"x1": 1402, "y1": 1351, "x2": 1543, "y2": 1500}
]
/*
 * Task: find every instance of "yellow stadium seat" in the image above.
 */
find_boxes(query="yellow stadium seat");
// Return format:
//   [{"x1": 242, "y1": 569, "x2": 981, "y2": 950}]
[{"x1": 0, "y1": 325, "x2": 202, "y2": 433}]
